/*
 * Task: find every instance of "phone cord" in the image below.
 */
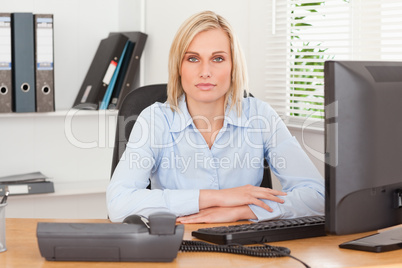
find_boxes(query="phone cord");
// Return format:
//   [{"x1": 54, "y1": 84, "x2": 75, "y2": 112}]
[{"x1": 180, "y1": 240, "x2": 310, "y2": 268}]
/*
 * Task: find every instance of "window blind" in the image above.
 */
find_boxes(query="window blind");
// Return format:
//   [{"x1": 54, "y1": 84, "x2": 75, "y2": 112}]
[{"x1": 265, "y1": 0, "x2": 402, "y2": 129}]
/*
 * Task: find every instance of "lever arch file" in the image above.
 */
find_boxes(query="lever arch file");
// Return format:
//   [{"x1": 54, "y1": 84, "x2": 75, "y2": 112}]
[
  {"x1": 0, "y1": 13, "x2": 12, "y2": 113},
  {"x1": 99, "y1": 41, "x2": 130, "y2": 110},
  {"x1": 108, "y1": 41, "x2": 134, "y2": 109},
  {"x1": 11, "y1": 12, "x2": 36, "y2": 112},
  {"x1": 34, "y1": 14, "x2": 55, "y2": 112},
  {"x1": 109, "y1": 32, "x2": 147, "y2": 109},
  {"x1": 73, "y1": 34, "x2": 129, "y2": 110},
  {"x1": 0, "y1": 171, "x2": 54, "y2": 195}
]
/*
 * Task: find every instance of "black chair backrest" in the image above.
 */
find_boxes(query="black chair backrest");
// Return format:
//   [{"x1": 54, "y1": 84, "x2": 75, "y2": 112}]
[
  {"x1": 111, "y1": 84, "x2": 168, "y2": 177},
  {"x1": 110, "y1": 84, "x2": 272, "y2": 189}
]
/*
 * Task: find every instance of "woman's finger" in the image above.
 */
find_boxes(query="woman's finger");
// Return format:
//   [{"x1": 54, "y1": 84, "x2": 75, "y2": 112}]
[
  {"x1": 256, "y1": 187, "x2": 287, "y2": 196},
  {"x1": 252, "y1": 199, "x2": 274, "y2": 212}
]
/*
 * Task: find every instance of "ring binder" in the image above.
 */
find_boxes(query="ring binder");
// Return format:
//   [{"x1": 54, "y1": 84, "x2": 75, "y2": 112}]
[
  {"x1": 34, "y1": 14, "x2": 55, "y2": 112},
  {"x1": 0, "y1": 172, "x2": 54, "y2": 195},
  {"x1": 108, "y1": 32, "x2": 147, "y2": 109},
  {"x1": 99, "y1": 41, "x2": 130, "y2": 110},
  {"x1": 0, "y1": 13, "x2": 13, "y2": 113},
  {"x1": 11, "y1": 12, "x2": 36, "y2": 113},
  {"x1": 73, "y1": 34, "x2": 129, "y2": 110}
]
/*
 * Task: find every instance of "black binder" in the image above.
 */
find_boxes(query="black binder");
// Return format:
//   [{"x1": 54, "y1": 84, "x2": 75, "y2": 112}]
[
  {"x1": 0, "y1": 13, "x2": 12, "y2": 113},
  {"x1": 0, "y1": 171, "x2": 54, "y2": 195},
  {"x1": 34, "y1": 14, "x2": 55, "y2": 112},
  {"x1": 99, "y1": 41, "x2": 131, "y2": 109},
  {"x1": 108, "y1": 40, "x2": 134, "y2": 109},
  {"x1": 11, "y1": 12, "x2": 36, "y2": 112},
  {"x1": 73, "y1": 34, "x2": 129, "y2": 110},
  {"x1": 0, "y1": 181, "x2": 54, "y2": 195},
  {"x1": 108, "y1": 32, "x2": 147, "y2": 109}
]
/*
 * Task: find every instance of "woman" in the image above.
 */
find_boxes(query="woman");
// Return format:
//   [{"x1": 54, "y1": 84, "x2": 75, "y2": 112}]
[{"x1": 107, "y1": 11, "x2": 324, "y2": 223}]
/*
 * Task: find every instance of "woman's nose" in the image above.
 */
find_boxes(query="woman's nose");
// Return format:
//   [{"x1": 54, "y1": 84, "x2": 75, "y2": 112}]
[{"x1": 199, "y1": 62, "x2": 211, "y2": 78}]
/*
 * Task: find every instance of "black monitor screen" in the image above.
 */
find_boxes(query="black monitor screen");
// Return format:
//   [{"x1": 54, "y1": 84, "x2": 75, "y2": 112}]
[{"x1": 324, "y1": 60, "x2": 402, "y2": 235}]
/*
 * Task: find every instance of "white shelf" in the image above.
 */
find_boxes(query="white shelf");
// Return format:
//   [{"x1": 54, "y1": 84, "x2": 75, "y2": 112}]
[
  {"x1": 0, "y1": 109, "x2": 119, "y2": 118},
  {"x1": 0, "y1": 0, "x2": 139, "y2": 219},
  {"x1": 54, "y1": 179, "x2": 110, "y2": 196},
  {"x1": 8, "y1": 179, "x2": 110, "y2": 200}
]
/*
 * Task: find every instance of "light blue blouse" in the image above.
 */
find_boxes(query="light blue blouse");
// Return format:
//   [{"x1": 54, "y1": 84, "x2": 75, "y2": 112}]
[{"x1": 107, "y1": 96, "x2": 325, "y2": 222}]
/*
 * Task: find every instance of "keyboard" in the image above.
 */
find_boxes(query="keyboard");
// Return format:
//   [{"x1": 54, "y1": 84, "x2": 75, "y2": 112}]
[{"x1": 192, "y1": 215, "x2": 326, "y2": 245}]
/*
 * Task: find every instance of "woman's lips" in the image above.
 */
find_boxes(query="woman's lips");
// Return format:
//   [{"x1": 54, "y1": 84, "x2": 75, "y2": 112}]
[{"x1": 196, "y1": 83, "x2": 216, "y2": 90}]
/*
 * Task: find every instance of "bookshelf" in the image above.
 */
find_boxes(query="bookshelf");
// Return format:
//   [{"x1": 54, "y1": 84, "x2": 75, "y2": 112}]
[
  {"x1": 6, "y1": 179, "x2": 110, "y2": 219},
  {"x1": 0, "y1": 110, "x2": 118, "y2": 218},
  {"x1": 0, "y1": 0, "x2": 142, "y2": 218}
]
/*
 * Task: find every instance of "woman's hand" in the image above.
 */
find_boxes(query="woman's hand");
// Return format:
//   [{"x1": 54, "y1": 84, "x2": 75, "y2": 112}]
[
  {"x1": 200, "y1": 184, "x2": 287, "y2": 212},
  {"x1": 177, "y1": 205, "x2": 257, "y2": 224}
]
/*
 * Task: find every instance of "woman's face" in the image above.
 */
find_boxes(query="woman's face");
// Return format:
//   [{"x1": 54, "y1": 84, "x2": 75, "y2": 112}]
[{"x1": 180, "y1": 28, "x2": 232, "y2": 109}]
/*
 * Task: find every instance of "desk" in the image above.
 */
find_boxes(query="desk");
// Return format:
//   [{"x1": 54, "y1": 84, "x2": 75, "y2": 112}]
[{"x1": 1, "y1": 218, "x2": 401, "y2": 268}]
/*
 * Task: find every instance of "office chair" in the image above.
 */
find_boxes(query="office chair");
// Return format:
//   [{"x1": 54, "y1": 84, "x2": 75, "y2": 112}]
[
  {"x1": 111, "y1": 84, "x2": 168, "y2": 177},
  {"x1": 110, "y1": 84, "x2": 272, "y2": 189}
]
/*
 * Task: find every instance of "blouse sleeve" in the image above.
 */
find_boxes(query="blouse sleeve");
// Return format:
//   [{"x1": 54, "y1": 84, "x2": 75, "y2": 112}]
[
  {"x1": 248, "y1": 101, "x2": 325, "y2": 221},
  {"x1": 106, "y1": 105, "x2": 199, "y2": 222}
]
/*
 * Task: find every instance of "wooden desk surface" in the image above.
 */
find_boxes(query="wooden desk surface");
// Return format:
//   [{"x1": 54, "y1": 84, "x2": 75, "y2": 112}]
[{"x1": 1, "y1": 218, "x2": 401, "y2": 268}]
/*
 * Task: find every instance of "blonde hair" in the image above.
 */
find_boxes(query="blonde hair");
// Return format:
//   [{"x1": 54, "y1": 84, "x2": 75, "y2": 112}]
[{"x1": 167, "y1": 10, "x2": 249, "y2": 115}]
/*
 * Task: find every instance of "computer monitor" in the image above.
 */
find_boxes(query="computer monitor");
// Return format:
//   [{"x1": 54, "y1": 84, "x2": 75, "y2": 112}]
[{"x1": 324, "y1": 60, "x2": 402, "y2": 235}]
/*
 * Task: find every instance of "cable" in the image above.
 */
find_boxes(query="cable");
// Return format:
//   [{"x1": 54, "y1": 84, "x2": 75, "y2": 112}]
[
  {"x1": 266, "y1": 243, "x2": 311, "y2": 268},
  {"x1": 180, "y1": 240, "x2": 311, "y2": 268},
  {"x1": 180, "y1": 240, "x2": 289, "y2": 257}
]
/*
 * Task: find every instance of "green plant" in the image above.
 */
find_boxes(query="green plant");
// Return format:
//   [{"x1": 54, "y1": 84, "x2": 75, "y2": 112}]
[{"x1": 289, "y1": 1, "x2": 326, "y2": 119}]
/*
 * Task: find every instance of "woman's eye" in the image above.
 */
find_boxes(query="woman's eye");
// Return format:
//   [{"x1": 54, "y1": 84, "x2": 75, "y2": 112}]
[
  {"x1": 213, "y1": 57, "x2": 224, "y2": 62},
  {"x1": 188, "y1": 57, "x2": 199, "y2": 62}
]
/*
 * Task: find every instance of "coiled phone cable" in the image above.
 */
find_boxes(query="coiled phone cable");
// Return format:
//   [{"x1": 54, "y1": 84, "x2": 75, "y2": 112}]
[{"x1": 180, "y1": 240, "x2": 310, "y2": 268}]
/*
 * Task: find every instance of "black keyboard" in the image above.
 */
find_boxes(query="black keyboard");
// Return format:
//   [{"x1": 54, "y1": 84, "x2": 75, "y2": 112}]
[{"x1": 192, "y1": 215, "x2": 326, "y2": 245}]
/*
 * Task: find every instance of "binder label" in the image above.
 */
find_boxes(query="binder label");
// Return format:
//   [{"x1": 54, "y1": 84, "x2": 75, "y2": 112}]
[
  {"x1": 36, "y1": 17, "x2": 53, "y2": 70},
  {"x1": 81, "y1": 85, "x2": 92, "y2": 103},
  {"x1": 8, "y1": 185, "x2": 29, "y2": 194},
  {"x1": 0, "y1": 15, "x2": 11, "y2": 71},
  {"x1": 102, "y1": 60, "x2": 117, "y2": 85}
]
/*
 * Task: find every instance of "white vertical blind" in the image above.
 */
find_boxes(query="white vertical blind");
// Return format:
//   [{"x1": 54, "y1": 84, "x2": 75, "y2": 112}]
[{"x1": 265, "y1": 0, "x2": 402, "y2": 129}]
